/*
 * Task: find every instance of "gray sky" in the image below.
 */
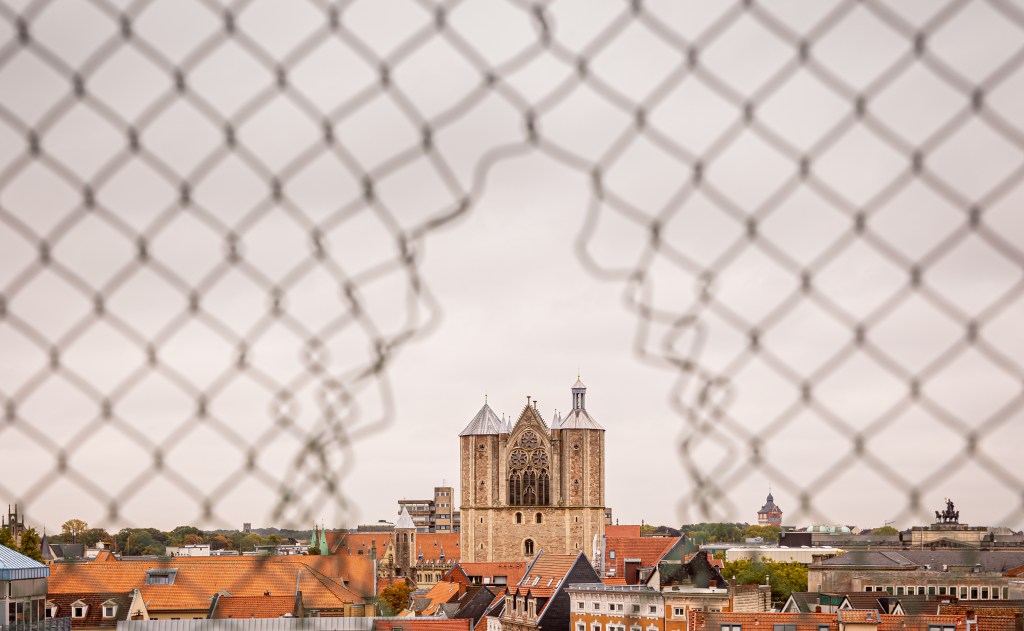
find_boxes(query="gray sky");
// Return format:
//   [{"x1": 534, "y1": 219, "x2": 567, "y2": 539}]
[{"x1": 1, "y1": 0, "x2": 1023, "y2": 535}]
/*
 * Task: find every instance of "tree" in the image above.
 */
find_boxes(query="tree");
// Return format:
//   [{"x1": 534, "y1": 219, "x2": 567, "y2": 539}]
[
  {"x1": 183, "y1": 534, "x2": 205, "y2": 546},
  {"x1": 307, "y1": 546, "x2": 321, "y2": 555},
  {"x1": 18, "y1": 527, "x2": 43, "y2": 562},
  {"x1": 379, "y1": 582, "x2": 412, "y2": 615},
  {"x1": 873, "y1": 526, "x2": 899, "y2": 535},
  {"x1": 82, "y1": 528, "x2": 112, "y2": 548},
  {"x1": 0, "y1": 528, "x2": 15, "y2": 549},
  {"x1": 209, "y1": 535, "x2": 232, "y2": 551},
  {"x1": 61, "y1": 519, "x2": 89, "y2": 544},
  {"x1": 742, "y1": 525, "x2": 781, "y2": 542},
  {"x1": 722, "y1": 558, "x2": 807, "y2": 605}
]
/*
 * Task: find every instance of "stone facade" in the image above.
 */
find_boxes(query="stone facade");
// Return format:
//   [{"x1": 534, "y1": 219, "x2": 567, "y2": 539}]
[{"x1": 460, "y1": 381, "x2": 606, "y2": 563}]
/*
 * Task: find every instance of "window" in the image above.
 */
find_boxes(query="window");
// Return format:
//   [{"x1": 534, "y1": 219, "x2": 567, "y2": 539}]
[
  {"x1": 648, "y1": 605, "x2": 656, "y2": 614},
  {"x1": 960, "y1": 587, "x2": 968, "y2": 599},
  {"x1": 721, "y1": 625, "x2": 741, "y2": 631},
  {"x1": 610, "y1": 550, "x2": 616, "y2": 559},
  {"x1": 929, "y1": 586, "x2": 936, "y2": 596},
  {"x1": 674, "y1": 608, "x2": 685, "y2": 618},
  {"x1": 594, "y1": 603, "x2": 601, "y2": 610},
  {"x1": 927, "y1": 626, "x2": 955, "y2": 631},
  {"x1": 918, "y1": 587, "x2": 926, "y2": 595},
  {"x1": 480, "y1": 518, "x2": 484, "y2": 524},
  {"x1": 103, "y1": 604, "x2": 117, "y2": 618},
  {"x1": 981, "y1": 587, "x2": 989, "y2": 599},
  {"x1": 592, "y1": 624, "x2": 601, "y2": 631},
  {"x1": 578, "y1": 602, "x2": 585, "y2": 610},
  {"x1": 773, "y1": 624, "x2": 796, "y2": 631},
  {"x1": 45, "y1": 603, "x2": 57, "y2": 618},
  {"x1": 992, "y1": 588, "x2": 1000, "y2": 600},
  {"x1": 524, "y1": 539, "x2": 534, "y2": 555},
  {"x1": 970, "y1": 587, "x2": 978, "y2": 599},
  {"x1": 71, "y1": 602, "x2": 88, "y2": 619},
  {"x1": 819, "y1": 626, "x2": 829, "y2": 631},
  {"x1": 939, "y1": 587, "x2": 947, "y2": 596},
  {"x1": 896, "y1": 587, "x2": 905, "y2": 596},
  {"x1": 516, "y1": 513, "x2": 523, "y2": 524},
  {"x1": 632, "y1": 604, "x2": 640, "y2": 613},
  {"x1": 145, "y1": 569, "x2": 178, "y2": 585},
  {"x1": 536, "y1": 513, "x2": 543, "y2": 524},
  {"x1": 886, "y1": 586, "x2": 894, "y2": 595},
  {"x1": 579, "y1": 625, "x2": 586, "y2": 631}
]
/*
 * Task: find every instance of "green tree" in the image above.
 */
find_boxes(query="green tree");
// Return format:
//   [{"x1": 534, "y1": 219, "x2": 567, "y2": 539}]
[
  {"x1": 307, "y1": 546, "x2": 322, "y2": 555},
  {"x1": 379, "y1": 582, "x2": 412, "y2": 615},
  {"x1": 873, "y1": 526, "x2": 899, "y2": 535},
  {"x1": 18, "y1": 527, "x2": 43, "y2": 562},
  {"x1": 0, "y1": 528, "x2": 15, "y2": 549},
  {"x1": 722, "y1": 559, "x2": 807, "y2": 605},
  {"x1": 742, "y1": 525, "x2": 781, "y2": 542},
  {"x1": 61, "y1": 519, "x2": 89, "y2": 543},
  {"x1": 82, "y1": 528, "x2": 112, "y2": 548}
]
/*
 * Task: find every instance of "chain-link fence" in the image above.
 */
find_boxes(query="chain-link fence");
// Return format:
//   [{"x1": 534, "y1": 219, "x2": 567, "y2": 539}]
[{"x1": 1, "y1": 0, "x2": 1023, "y2": 534}]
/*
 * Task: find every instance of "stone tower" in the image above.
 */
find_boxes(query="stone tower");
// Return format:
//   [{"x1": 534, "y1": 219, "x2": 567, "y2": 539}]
[
  {"x1": 394, "y1": 506, "x2": 416, "y2": 577},
  {"x1": 459, "y1": 379, "x2": 606, "y2": 562},
  {"x1": 757, "y1": 490, "x2": 783, "y2": 527}
]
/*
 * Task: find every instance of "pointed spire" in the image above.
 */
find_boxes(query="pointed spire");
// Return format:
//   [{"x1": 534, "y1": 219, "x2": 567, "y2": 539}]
[
  {"x1": 459, "y1": 400, "x2": 504, "y2": 436},
  {"x1": 395, "y1": 506, "x2": 416, "y2": 530}
]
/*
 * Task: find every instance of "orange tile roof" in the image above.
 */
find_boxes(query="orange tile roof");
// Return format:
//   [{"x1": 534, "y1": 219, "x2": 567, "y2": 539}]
[
  {"x1": 605, "y1": 525, "x2": 642, "y2": 538},
  {"x1": 510, "y1": 553, "x2": 578, "y2": 598},
  {"x1": 374, "y1": 619, "x2": 471, "y2": 631},
  {"x1": 416, "y1": 534, "x2": 461, "y2": 563},
  {"x1": 976, "y1": 616, "x2": 1024, "y2": 631},
  {"x1": 837, "y1": 610, "x2": 882, "y2": 623},
  {"x1": 602, "y1": 577, "x2": 627, "y2": 586},
  {"x1": 419, "y1": 581, "x2": 462, "y2": 616},
  {"x1": 210, "y1": 595, "x2": 296, "y2": 619},
  {"x1": 275, "y1": 554, "x2": 378, "y2": 599},
  {"x1": 604, "y1": 536, "x2": 679, "y2": 578},
  {"x1": 49, "y1": 556, "x2": 364, "y2": 613},
  {"x1": 453, "y1": 562, "x2": 526, "y2": 585},
  {"x1": 331, "y1": 533, "x2": 392, "y2": 557}
]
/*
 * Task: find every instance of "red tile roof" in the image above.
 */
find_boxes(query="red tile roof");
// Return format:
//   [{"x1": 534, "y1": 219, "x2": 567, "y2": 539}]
[
  {"x1": 210, "y1": 595, "x2": 296, "y2": 619},
  {"x1": 419, "y1": 582, "x2": 463, "y2": 616},
  {"x1": 374, "y1": 619, "x2": 471, "y2": 631},
  {"x1": 602, "y1": 577, "x2": 627, "y2": 586},
  {"x1": 510, "y1": 553, "x2": 578, "y2": 598},
  {"x1": 604, "y1": 536, "x2": 679, "y2": 579},
  {"x1": 416, "y1": 534, "x2": 461, "y2": 563},
  {"x1": 331, "y1": 533, "x2": 392, "y2": 557},
  {"x1": 450, "y1": 562, "x2": 526, "y2": 586},
  {"x1": 692, "y1": 610, "x2": 969, "y2": 631},
  {"x1": 605, "y1": 525, "x2": 642, "y2": 538},
  {"x1": 49, "y1": 556, "x2": 364, "y2": 614}
]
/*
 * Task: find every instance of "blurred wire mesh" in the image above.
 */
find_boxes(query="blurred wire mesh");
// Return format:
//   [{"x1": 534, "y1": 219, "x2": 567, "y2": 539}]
[{"x1": 0, "y1": 0, "x2": 1023, "y2": 531}]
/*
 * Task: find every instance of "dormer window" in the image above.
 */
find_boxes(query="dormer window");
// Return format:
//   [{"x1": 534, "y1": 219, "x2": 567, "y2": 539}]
[
  {"x1": 102, "y1": 600, "x2": 118, "y2": 618},
  {"x1": 71, "y1": 600, "x2": 88, "y2": 619},
  {"x1": 45, "y1": 602, "x2": 57, "y2": 618},
  {"x1": 145, "y1": 569, "x2": 178, "y2": 585}
]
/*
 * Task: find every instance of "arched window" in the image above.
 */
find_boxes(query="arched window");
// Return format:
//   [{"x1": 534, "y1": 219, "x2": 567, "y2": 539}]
[
  {"x1": 539, "y1": 470, "x2": 550, "y2": 505},
  {"x1": 524, "y1": 539, "x2": 534, "y2": 555},
  {"x1": 535, "y1": 512, "x2": 542, "y2": 524},
  {"x1": 515, "y1": 512, "x2": 522, "y2": 524},
  {"x1": 523, "y1": 470, "x2": 537, "y2": 505},
  {"x1": 509, "y1": 471, "x2": 522, "y2": 505}
]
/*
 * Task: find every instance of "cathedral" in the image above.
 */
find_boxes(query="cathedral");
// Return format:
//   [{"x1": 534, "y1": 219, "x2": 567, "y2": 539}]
[{"x1": 459, "y1": 378, "x2": 607, "y2": 562}]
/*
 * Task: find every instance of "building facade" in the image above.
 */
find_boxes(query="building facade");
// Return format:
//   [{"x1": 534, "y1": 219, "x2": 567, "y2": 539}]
[
  {"x1": 460, "y1": 380, "x2": 606, "y2": 563},
  {"x1": 568, "y1": 584, "x2": 664, "y2": 631},
  {"x1": 399, "y1": 486, "x2": 461, "y2": 534}
]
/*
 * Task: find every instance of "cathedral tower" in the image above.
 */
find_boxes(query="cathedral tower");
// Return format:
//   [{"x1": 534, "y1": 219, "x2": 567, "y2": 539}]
[
  {"x1": 394, "y1": 506, "x2": 416, "y2": 576},
  {"x1": 459, "y1": 379, "x2": 606, "y2": 562}
]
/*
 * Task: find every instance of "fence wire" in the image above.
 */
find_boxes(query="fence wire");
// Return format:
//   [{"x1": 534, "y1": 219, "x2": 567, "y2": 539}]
[{"x1": 0, "y1": 0, "x2": 1023, "y2": 534}]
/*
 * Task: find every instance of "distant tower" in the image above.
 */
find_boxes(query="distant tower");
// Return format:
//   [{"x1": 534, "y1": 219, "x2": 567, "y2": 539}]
[
  {"x1": 3, "y1": 505, "x2": 26, "y2": 546},
  {"x1": 394, "y1": 506, "x2": 416, "y2": 577},
  {"x1": 243, "y1": 522, "x2": 252, "y2": 534},
  {"x1": 757, "y1": 490, "x2": 783, "y2": 527}
]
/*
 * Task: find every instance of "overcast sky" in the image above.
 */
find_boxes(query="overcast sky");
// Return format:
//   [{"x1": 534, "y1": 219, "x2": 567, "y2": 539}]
[{"x1": 1, "y1": 0, "x2": 1023, "y2": 536}]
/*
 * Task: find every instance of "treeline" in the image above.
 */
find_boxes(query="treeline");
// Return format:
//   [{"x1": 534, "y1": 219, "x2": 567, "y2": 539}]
[
  {"x1": 45, "y1": 520, "x2": 309, "y2": 556},
  {"x1": 679, "y1": 522, "x2": 781, "y2": 544},
  {"x1": 722, "y1": 558, "x2": 808, "y2": 604}
]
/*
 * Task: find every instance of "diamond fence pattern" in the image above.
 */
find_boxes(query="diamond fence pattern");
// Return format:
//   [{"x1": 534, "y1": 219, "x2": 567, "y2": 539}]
[{"x1": 1, "y1": 0, "x2": 1023, "y2": 533}]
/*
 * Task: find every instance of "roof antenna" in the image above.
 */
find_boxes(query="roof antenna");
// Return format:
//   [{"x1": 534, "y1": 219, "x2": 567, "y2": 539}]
[{"x1": 485, "y1": 389, "x2": 488, "y2": 404}]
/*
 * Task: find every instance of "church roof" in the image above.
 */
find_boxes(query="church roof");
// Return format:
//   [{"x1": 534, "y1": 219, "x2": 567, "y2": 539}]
[
  {"x1": 573, "y1": 379, "x2": 586, "y2": 389},
  {"x1": 459, "y1": 402, "x2": 505, "y2": 436},
  {"x1": 396, "y1": 507, "x2": 416, "y2": 530},
  {"x1": 558, "y1": 408, "x2": 603, "y2": 430}
]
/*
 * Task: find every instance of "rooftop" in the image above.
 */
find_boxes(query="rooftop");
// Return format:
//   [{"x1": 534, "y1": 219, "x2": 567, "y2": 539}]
[{"x1": 0, "y1": 544, "x2": 49, "y2": 581}]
